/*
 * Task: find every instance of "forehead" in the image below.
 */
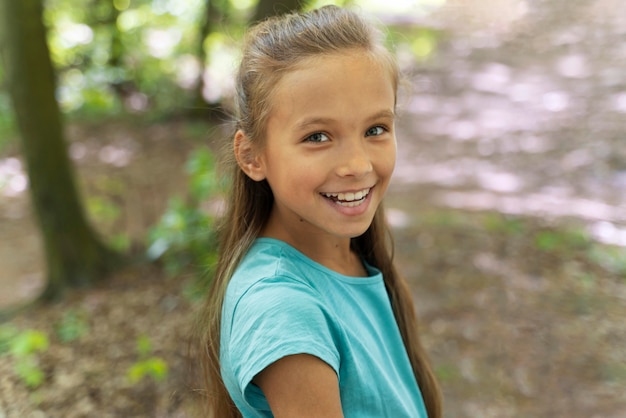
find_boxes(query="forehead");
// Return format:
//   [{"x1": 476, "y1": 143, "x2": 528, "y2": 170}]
[
  {"x1": 283, "y1": 50, "x2": 395, "y2": 91},
  {"x1": 268, "y1": 51, "x2": 396, "y2": 122}
]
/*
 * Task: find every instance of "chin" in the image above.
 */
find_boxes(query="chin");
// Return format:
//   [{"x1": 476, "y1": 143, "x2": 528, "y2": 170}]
[{"x1": 339, "y1": 226, "x2": 371, "y2": 239}]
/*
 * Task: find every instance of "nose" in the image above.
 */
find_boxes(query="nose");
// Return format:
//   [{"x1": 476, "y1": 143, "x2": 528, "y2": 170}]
[{"x1": 335, "y1": 138, "x2": 373, "y2": 178}]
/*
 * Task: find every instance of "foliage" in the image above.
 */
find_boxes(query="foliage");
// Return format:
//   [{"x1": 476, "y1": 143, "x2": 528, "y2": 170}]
[
  {"x1": 37, "y1": 0, "x2": 256, "y2": 119},
  {"x1": 0, "y1": 0, "x2": 433, "y2": 151},
  {"x1": 44, "y1": 0, "x2": 198, "y2": 113},
  {"x1": 481, "y1": 213, "x2": 525, "y2": 236},
  {"x1": 85, "y1": 194, "x2": 130, "y2": 251},
  {"x1": 0, "y1": 325, "x2": 49, "y2": 388},
  {"x1": 55, "y1": 309, "x2": 90, "y2": 343},
  {"x1": 87, "y1": 195, "x2": 121, "y2": 225},
  {"x1": 110, "y1": 233, "x2": 132, "y2": 252},
  {"x1": 588, "y1": 245, "x2": 626, "y2": 277},
  {"x1": 0, "y1": 93, "x2": 16, "y2": 152},
  {"x1": 534, "y1": 227, "x2": 590, "y2": 253},
  {"x1": 126, "y1": 335, "x2": 169, "y2": 384},
  {"x1": 147, "y1": 147, "x2": 222, "y2": 297},
  {"x1": 84, "y1": 175, "x2": 132, "y2": 252}
]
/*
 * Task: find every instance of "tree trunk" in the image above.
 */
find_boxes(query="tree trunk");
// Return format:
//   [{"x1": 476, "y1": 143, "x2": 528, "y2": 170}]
[
  {"x1": 252, "y1": 0, "x2": 308, "y2": 24},
  {"x1": 189, "y1": 0, "x2": 229, "y2": 118},
  {"x1": 189, "y1": 0, "x2": 308, "y2": 118},
  {"x1": 0, "y1": 0, "x2": 123, "y2": 301},
  {"x1": 96, "y1": 0, "x2": 137, "y2": 102}
]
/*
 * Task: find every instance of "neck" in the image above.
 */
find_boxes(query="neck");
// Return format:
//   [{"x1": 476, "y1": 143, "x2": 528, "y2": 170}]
[{"x1": 260, "y1": 217, "x2": 366, "y2": 277}]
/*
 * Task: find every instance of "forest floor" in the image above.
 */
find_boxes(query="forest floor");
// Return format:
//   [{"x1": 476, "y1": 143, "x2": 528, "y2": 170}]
[{"x1": 2, "y1": 0, "x2": 626, "y2": 417}]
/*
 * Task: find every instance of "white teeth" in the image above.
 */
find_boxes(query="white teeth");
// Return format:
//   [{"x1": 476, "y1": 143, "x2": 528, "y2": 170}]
[
  {"x1": 322, "y1": 188, "x2": 370, "y2": 203},
  {"x1": 336, "y1": 200, "x2": 361, "y2": 207}
]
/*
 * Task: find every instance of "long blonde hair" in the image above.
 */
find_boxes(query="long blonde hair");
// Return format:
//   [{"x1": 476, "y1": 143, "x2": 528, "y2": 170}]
[{"x1": 195, "y1": 6, "x2": 442, "y2": 417}]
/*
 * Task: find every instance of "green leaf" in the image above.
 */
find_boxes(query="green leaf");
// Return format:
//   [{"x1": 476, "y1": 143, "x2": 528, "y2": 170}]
[
  {"x1": 127, "y1": 357, "x2": 169, "y2": 384},
  {"x1": 145, "y1": 357, "x2": 169, "y2": 381},
  {"x1": 55, "y1": 310, "x2": 90, "y2": 343},
  {"x1": 186, "y1": 148, "x2": 218, "y2": 201},
  {"x1": 0, "y1": 325, "x2": 18, "y2": 354},
  {"x1": 86, "y1": 196, "x2": 121, "y2": 224},
  {"x1": 136, "y1": 335, "x2": 152, "y2": 357},
  {"x1": 15, "y1": 356, "x2": 45, "y2": 388},
  {"x1": 127, "y1": 362, "x2": 147, "y2": 384},
  {"x1": 535, "y1": 231, "x2": 561, "y2": 252},
  {"x1": 589, "y1": 245, "x2": 626, "y2": 276},
  {"x1": 10, "y1": 330, "x2": 49, "y2": 357},
  {"x1": 110, "y1": 233, "x2": 131, "y2": 252}
]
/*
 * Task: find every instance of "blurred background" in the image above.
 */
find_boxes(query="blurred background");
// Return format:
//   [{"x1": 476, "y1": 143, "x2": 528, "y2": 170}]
[{"x1": 0, "y1": 0, "x2": 625, "y2": 416}]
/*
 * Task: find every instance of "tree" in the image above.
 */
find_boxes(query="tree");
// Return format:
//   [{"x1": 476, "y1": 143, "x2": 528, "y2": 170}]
[
  {"x1": 191, "y1": 0, "x2": 309, "y2": 116},
  {"x1": 252, "y1": 0, "x2": 309, "y2": 24},
  {"x1": 190, "y1": 0, "x2": 231, "y2": 117},
  {"x1": 0, "y1": 0, "x2": 123, "y2": 301},
  {"x1": 191, "y1": 0, "x2": 309, "y2": 114}
]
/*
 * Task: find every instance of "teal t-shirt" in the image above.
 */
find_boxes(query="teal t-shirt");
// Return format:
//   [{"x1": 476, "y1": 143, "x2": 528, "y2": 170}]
[{"x1": 220, "y1": 238, "x2": 428, "y2": 417}]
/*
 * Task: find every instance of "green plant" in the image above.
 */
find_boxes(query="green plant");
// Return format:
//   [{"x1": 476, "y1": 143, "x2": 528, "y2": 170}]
[
  {"x1": 420, "y1": 210, "x2": 468, "y2": 228},
  {"x1": 534, "y1": 227, "x2": 590, "y2": 253},
  {"x1": 148, "y1": 196, "x2": 218, "y2": 275},
  {"x1": 86, "y1": 195, "x2": 121, "y2": 225},
  {"x1": 410, "y1": 28, "x2": 440, "y2": 60},
  {"x1": 127, "y1": 335, "x2": 169, "y2": 384},
  {"x1": 0, "y1": 326, "x2": 49, "y2": 388},
  {"x1": 110, "y1": 232, "x2": 131, "y2": 252},
  {"x1": 0, "y1": 324, "x2": 18, "y2": 354},
  {"x1": 0, "y1": 92, "x2": 16, "y2": 152},
  {"x1": 482, "y1": 213, "x2": 525, "y2": 236},
  {"x1": 588, "y1": 244, "x2": 626, "y2": 277},
  {"x1": 147, "y1": 147, "x2": 222, "y2": 295},
  {"x1": 55, "y1": 309, "x2": 90, "y2": 343}
]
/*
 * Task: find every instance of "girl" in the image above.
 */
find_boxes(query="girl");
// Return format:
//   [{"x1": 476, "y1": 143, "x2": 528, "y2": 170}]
[{"x1": 197, "y1": 5, "x2": 442, "y2": 417}]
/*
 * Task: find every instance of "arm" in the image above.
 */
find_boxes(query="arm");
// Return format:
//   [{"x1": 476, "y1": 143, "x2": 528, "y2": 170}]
[{"x1": 254, "y1": 354, "x2": 344, "y2": 418}]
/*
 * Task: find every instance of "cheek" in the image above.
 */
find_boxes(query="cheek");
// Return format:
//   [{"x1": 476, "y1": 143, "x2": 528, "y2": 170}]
[
  {"x1": 265, "y1": 158, "x2": 317, "y2": 193},
  {"x1": 377, "y1": 142, "x2": 397, "y2": 178}
]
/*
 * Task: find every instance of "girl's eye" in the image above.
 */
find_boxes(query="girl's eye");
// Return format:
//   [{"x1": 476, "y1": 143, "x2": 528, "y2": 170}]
[
  {"x1": 305, "y1": 132, "x2": 330, "y2": 143},
  {"x1": 365, "y1": 126, "x2": 386, "y2": 137}
]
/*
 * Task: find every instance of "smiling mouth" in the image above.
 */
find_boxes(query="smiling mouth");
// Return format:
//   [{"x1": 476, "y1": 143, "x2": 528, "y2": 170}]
[{"x1": 321, "y1": 187, "x2": 371, "y2": 207}]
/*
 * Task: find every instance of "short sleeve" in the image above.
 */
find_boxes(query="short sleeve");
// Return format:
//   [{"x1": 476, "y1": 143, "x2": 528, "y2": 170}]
[{"x1": 223, "y1": 276, "x2": 341, "y2": 411}]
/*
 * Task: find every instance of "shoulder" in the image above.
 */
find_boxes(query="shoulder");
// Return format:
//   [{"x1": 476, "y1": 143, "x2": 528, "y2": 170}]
[
  {"x1": 225, "y1": 238, "x2": 314, "y2": 301},
  {"x1": 226, "y1": 238, "x2": 335, "y2": 301},
  {"x1": 220, "y1": 241, "x2": 342, "y2": 408},
  {"x1": 222, "y1": 239, "x2": 333, "y2": 335}
]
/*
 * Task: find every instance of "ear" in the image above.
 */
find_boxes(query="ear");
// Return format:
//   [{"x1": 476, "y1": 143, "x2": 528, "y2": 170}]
[{"x1": 234, "y1": 130, "x2": 266, "y2": 181}]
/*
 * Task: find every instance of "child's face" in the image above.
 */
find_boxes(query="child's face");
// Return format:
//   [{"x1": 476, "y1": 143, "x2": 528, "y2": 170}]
[{"x1": 255, "y1": 51, "x2": 396, "y2": 243}]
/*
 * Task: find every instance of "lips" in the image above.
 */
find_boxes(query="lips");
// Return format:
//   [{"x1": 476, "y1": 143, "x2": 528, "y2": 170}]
[{"x1": 321, "y1": 187, "x2": 371, "y2": 207}]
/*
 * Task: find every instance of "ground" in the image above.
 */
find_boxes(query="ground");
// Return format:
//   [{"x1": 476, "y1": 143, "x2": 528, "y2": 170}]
[{"x1": 2, "y1": 0, "x2": 626, "y2": 416}]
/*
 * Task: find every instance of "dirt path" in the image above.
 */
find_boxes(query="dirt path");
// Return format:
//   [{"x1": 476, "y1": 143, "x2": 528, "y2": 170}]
[{"x1": 392, "y1": 0, "x2": 626, "y2": 227}]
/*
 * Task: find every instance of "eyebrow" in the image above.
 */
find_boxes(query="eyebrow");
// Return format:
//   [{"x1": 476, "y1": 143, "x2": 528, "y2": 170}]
[
  {"x1": 294, "y1": 109, "x2": 395, "y2": 131},
  {"x1": 367, "y1": 109, "x2": 396, "y2": 122}
]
